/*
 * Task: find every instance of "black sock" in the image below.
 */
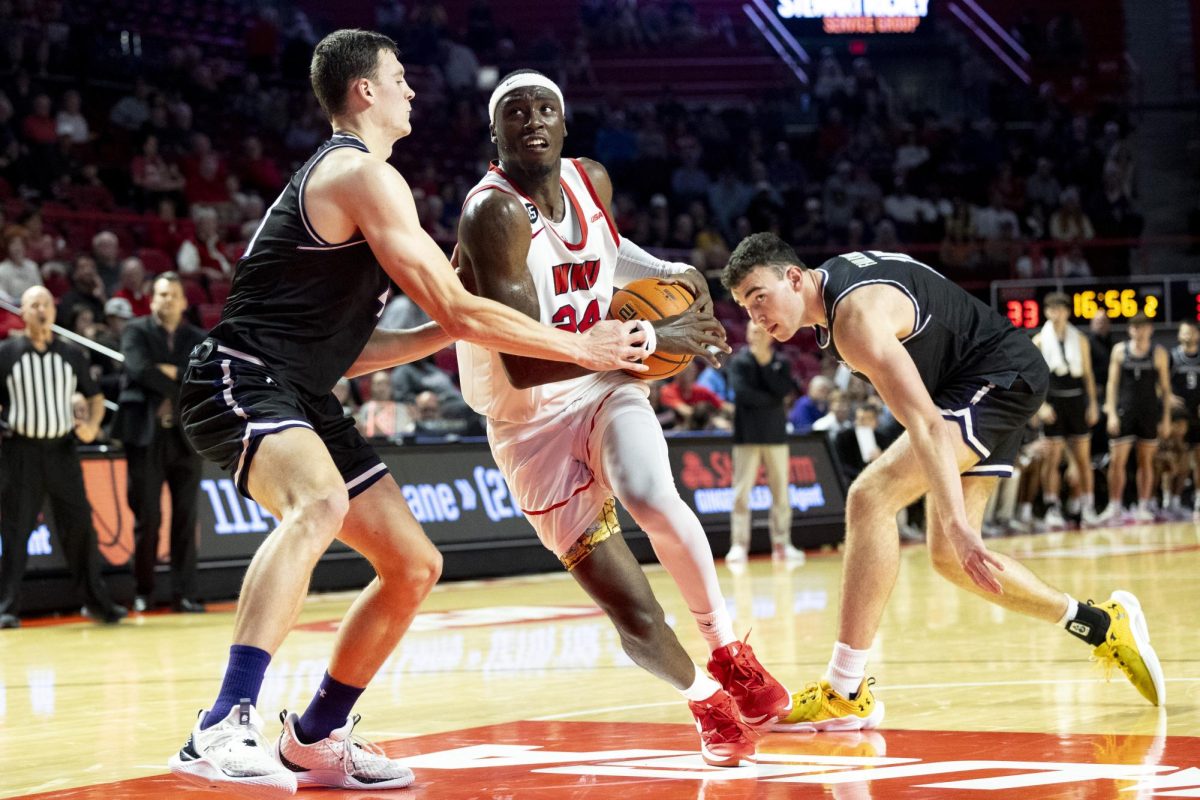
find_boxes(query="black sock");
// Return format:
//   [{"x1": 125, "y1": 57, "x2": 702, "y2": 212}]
[{"x1": 1065, "y1": 602, "x2": 1110, "y2": 647}]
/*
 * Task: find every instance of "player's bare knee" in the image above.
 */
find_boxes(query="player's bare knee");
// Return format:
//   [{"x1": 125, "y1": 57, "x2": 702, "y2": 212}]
[
  {"x1": 613, "y1": 604, "x2": 666, "y2": 648},
  {"x1": 284, "y1": 490, "x2": 350, "y2": 555},
  {"x1": 846, "y1": 477, "x2": 902, "y2": 524},
  {"x1": 409, "y1": 543, "x2": 443, "y2": 593}
]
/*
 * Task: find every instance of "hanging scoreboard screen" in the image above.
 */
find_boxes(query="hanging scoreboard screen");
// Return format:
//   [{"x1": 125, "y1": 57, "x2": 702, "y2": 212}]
[{"x1": 775, "y1": 0, "x2": 930, "y2": 34}]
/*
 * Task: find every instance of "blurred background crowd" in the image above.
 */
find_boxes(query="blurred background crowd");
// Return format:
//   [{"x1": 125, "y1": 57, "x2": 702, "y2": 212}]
[{"x1": 0, "y1": 0, "x2": 1197, "y2": 537}]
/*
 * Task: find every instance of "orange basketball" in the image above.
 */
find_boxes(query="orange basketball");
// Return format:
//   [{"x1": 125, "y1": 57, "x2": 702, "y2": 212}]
[{"x1": 609, "y1": 277, "x2": 695, "y2": 380}]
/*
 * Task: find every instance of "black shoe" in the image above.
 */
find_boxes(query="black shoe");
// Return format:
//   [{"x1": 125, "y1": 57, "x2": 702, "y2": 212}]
[
  {"x1": 172, "y1": 598, "x2": 207, "y2": 614},
  {"x1": 82, "y1": 604, "x2": 128, "y2": 624},
  {"x1": 133, "y1": 595, "x2": 151, "y2": 613},
  {"x1": 0, "y1": 613, "x2": 19, "y2": 629}
]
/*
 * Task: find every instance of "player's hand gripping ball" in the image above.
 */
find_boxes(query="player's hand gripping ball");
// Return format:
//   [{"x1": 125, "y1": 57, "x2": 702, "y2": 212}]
[{"x1": 609, "y1": 278, "x2": 696, "y2": 380}]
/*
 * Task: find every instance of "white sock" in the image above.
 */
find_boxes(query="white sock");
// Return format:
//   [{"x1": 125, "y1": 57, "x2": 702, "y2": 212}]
[
  {"x1": 680, "y1": 664, "x2": 723, "y2": 702},
  {"x1": 1138, "y1": 498, "x2": 1151, "y2": 512},
  {"x1": 1044, "y1": 493, "x2": 1060, "y2": 507},
  {"x1": 693, "y1": 607, "x2": 737, "y2": 652},
  {"x1": 1056, "y1": 594, "x2": 1079, "y2": 627},
  {"x1": 825, "y1": 642, "x2": 870, "y2": 699},
  {"x1": 1018, "y1": 502, "x2": 1033, "y2": 522},
  {"x1": 1081, "y1": 493, "x2": 1095, "y2": 512}
]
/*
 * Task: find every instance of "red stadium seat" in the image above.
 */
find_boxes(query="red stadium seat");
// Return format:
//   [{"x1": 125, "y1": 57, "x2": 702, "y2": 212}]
[
  {"x1": 207, "y1": 278, "x2": 231, "y2": 305},
  {"x1": 181, "y1": 275, "x2": 208, "y2": 306},
  {"x1": 137, "y1": 247, "x2": 173, "y2": 274},
  {"x1": 198, "y1": 303, "x2": 222, "y2": 330}
]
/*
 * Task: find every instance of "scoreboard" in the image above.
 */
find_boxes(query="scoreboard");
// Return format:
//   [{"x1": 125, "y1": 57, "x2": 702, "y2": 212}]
[{"x1": 991, "y1": 276, "x2": 1200, "y2": 330}]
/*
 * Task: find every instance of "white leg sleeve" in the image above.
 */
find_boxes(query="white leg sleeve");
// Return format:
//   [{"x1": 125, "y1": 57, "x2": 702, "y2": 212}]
[{"x1": 599, "y1": 407, "x2": 734, "y2": 647}]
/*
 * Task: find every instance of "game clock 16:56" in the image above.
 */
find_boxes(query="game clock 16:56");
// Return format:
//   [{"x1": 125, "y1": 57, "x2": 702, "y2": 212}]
[{"x1": 1071, "y1": 289, "x2": 1158, "y2": 320}]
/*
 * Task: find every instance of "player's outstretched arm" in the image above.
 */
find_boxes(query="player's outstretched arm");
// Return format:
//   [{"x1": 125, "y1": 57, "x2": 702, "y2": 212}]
[
  {"x1": 834, "y1": 286, "x2": 1005, "y2": 595},
  {"x1": 346, "y1": 160, "x2": 647, "y2": 373},
  {"x1": 345, "y1": 322, "x2": 454, "y2": 379}
]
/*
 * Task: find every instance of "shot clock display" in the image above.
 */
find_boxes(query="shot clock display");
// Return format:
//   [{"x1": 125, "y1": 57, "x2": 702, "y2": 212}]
[{"x1": 991, "y1": 276, "x2": 1198, "y2": 330}]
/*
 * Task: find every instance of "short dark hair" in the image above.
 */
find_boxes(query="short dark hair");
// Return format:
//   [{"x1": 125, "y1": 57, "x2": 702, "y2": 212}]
[
  {"x1": 721, "y1": 232, "x2": 806, "y2": 291},
  {"x1": 1129, "y1": 312, "x2": 1153, "y2": 327},
  {"x1": 1043, "y1": 291, "x2": 1070, "y2": 310},
  {"x1": 155, "y1": 271, "x2": 182, "y2": 286},
  {"x1": 310, "y1": 29, "x2": 400, "y2": 119}
]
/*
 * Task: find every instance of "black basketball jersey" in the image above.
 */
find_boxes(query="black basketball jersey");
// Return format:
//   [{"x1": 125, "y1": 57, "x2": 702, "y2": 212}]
[
  {"x1": 1116, "y1": 343, "x2": 1161, "y2": 412},
  {"x1": 209, "y1": 133, "x2": 392, "y2": 397},
  {"x1": 814, "y1": 251, "x2": 1048, "y2": 396},
  {"x1": 1170, "y1": 345, "x2": 1200, "y2": 411}
]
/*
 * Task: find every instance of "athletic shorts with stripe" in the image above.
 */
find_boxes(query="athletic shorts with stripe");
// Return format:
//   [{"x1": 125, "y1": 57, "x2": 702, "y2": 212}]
[
  {"x1": 179, "y1": 339, "x2": 387, "y2": 501},
  {"x1": 488, "y1": 381, "x2": 654, "y2": 557},
  {"x1": 1113, "y1": 402, "x2": 1162, "y2": 444},
  {"x1": 936, "y1": 376, "x2": 1046, "y2": 479}
]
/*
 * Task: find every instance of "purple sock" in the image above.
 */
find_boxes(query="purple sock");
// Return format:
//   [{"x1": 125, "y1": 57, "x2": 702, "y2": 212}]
[
  {"x1": 201, "y1": 644, "x2": 272, "y2": 730},
  {"x1": 295, "y1": 671, "x2": 366, "y2": 744}
]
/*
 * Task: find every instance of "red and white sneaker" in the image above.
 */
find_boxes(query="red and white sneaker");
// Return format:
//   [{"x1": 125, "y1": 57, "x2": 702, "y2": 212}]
[
  {"x1": 275, "y1": 712, "x2": 415, "y2": 790},
  {"x1": 687, "y1": 690, "x2": 756, "y2": 767},
  {"x1": 707, "y1": 638, "x2": 792, "y2": 728}
]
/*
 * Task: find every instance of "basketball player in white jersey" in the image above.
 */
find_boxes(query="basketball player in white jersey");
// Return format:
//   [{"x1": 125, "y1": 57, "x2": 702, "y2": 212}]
[{"x1": 454, "y1": 71, "x2": 794, "y2": 766}]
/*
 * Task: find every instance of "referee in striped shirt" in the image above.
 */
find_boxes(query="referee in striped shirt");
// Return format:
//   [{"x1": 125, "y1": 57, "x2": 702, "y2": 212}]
[{"x1": 0, "y1": 286, "x2": 126, "y2": 628}]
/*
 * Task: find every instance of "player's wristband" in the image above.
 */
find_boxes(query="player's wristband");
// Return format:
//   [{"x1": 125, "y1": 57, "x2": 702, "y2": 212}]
[{"x1": 636, "y1": 319, "x2": 657, "y2": 356}]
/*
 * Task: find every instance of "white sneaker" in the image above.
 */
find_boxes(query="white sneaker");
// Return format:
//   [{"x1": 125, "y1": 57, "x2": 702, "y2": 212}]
[
  {"x1": 169, "y1": 702, "x2": 297, "y2": 798},
  {"x1": 276, "y1": 711, "x2": 415, "y2": 790},
  {"x1": 1096, "y1": 502, "x2": 1123, "y2": 525},
  {"x1": 1007, "y1": 518, "x2": 1032, "y2": 534},
  {"x1": 1043, "y1": 506, "x2": 1067, "y2": 529},
  {"x1": 1081, "y1": 505, "x2": 1102, "y2": 527},
  {"x1": 725, "y1": 544, "x2": 749, "y2": 564},
  {"x1": 772, "y1": 542, "x2": 806, "y2": 565},
  {"x1": 1130, "y1": 505, "x2": 1156, "y2": 524}
]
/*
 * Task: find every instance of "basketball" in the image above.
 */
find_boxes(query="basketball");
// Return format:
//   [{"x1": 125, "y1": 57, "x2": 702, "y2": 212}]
[{"x1": 609, "y1": 277, "x2": 696, "y2": 380}]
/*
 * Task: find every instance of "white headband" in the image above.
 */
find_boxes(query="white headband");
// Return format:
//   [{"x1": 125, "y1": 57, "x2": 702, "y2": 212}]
[{"x1": 488, "y1": 73, "x2": 565, "y2": 123}]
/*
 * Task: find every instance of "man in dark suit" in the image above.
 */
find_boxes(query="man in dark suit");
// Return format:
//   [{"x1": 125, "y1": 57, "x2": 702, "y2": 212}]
[
  {"x1": 834, "y1": 403, "x2": 894, "y2": 483},
  {"x1": 112, "y1": 272, "x2": 207, "y2": 612}
]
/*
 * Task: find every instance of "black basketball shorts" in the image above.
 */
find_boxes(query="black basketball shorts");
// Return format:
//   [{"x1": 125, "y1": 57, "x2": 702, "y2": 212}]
[
  {"x1": 179, "y1": 339, "x2": 387, "y2": 501},
  {"x1": 1044, "y1": 392, "x2": 1092, "y2": 439},
  {"x1": 1113, "y1": 403, "x2": 1162, "y2": 444},
  {"x1": 935, "y1": 377, "x2": 1046, "y2": 479}
]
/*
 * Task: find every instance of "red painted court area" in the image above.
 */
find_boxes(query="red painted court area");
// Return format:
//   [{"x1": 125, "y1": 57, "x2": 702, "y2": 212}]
[{"x1": 17, "y1": 721, "x2": 1200, "y2": 799}]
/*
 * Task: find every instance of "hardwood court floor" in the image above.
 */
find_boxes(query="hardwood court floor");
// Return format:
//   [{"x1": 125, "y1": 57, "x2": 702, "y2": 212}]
[{"x1": 2, "y1": 522, "x2": 1198, "y2": 799}]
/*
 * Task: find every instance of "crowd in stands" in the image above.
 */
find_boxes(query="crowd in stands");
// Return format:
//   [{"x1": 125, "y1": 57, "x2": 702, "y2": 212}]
[{"x1": 1, "y1": 1, "x2": 1187, "y2": 522}]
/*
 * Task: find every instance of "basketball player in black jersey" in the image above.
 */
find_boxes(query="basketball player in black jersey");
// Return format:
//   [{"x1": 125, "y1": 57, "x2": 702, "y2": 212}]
[
  {"x1": 1099, "y1": 314, "x2": 1172, "y2": 524},
  {"x1": 1031, "y1": 293, "x2": 1101, "y2": 527},
  {"x1": 1170, "y1": 320, "x2": 1200, "y2": 520},
  {"x1": 168, "y1": 30, "x2": 648, "y2": 797},
  {"x1": 722, "y1": 233, "x2": 1164, "y2": 732}
]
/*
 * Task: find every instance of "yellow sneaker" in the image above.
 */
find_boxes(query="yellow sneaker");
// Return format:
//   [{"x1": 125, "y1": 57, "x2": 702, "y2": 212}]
[
  {"x1": 1092, "y1": 591, "x2": 1166, "y2": 706},
  {"x1": 770, "y1": 678, "x2": 884, "y2": 732}
]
